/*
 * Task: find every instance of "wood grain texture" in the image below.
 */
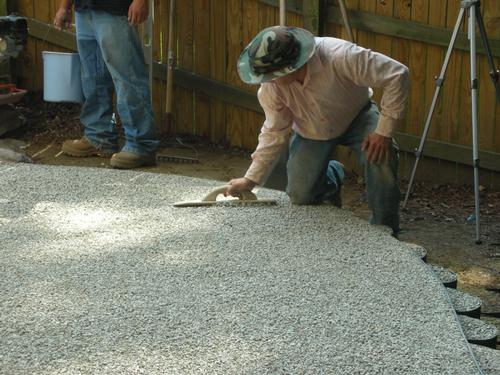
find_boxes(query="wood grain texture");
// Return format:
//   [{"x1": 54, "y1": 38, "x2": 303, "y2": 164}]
[
  {"x1": 441, "y1": 0, "x2": 463, "y2": 145},
  {"x1": 424, "y1": 0, "x2": 447, "y2": 141},
  {"x1": 226, "y1": 0, "x2": 245, "y2": 148},
  {"x1": 407, "y1": 0, "x2": 429, "y2": 138},
  {"x1": 193, "y1": 0, "x2": 211, "y2": 138},
  {"x1": 209, "y1": 0, "x2": 227, "y2": 144},
  {"x1": 175, "y1": 0, "x2": 194, "y2": 135}
]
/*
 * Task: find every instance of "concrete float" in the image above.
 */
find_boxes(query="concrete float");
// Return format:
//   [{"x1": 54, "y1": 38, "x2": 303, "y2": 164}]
[{"x1": 0, "y1": 164, "x2": 487, "y2": 374}]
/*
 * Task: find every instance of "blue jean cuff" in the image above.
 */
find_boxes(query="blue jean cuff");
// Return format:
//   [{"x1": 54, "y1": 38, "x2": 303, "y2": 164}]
[
  {"x1": 120, "y1": 145, "x2": 156, "y2": 156},
  {"x1": 83, "y1": 137, "x2": 119, "y2": 154}
]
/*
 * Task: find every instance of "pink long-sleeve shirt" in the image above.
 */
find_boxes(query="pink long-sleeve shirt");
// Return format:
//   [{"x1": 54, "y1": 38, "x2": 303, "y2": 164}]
[{"x1": 245, "y1": 37, "x2": 409, "y2": 185}]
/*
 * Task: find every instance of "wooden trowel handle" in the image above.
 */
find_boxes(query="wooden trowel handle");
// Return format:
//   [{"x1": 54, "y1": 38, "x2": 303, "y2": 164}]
[{"x1": 202, "y1": 186, "x2": 257, "y2": 202}]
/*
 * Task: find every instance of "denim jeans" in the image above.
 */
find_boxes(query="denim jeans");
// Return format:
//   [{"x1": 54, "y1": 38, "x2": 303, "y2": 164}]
[
  {"x1": 264, "y1": 101, "x2": 401, "y2": 233},
  {"x1": 75, "y1": 10, "x2": 159, "y2": 155}
]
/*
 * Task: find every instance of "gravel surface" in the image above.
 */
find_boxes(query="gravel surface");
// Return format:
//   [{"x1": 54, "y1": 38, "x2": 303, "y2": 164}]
[
  {"x1": 470, "y1": 344, "x2": 500, "y2": 375},
  {"x1": 429, "y1": 264, "x2": 458, "y2": 287},
  {"x1": 0, "y1": 163, "x2": 486, "y2": 374},
  {"x1": 447, "y1": 288, "x2": 483, "y2": 315},
  {"x1": 458, "y1": 316, "x2": 499, "y2": 342}
]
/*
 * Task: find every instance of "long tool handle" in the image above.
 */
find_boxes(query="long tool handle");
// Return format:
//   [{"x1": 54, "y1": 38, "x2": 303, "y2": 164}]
[
  {"x1": 165, "y1": 0, "x2": 176, "y2": 133},
  {"x1": 338, "y1": 0, "x2": 355, "y2": 43},
  {"x1": 280, "y1": 0, "x2": 286, "y2": 26},
  {"x1": 202, "y1": 186, "x2": 257, "y2": 202}
]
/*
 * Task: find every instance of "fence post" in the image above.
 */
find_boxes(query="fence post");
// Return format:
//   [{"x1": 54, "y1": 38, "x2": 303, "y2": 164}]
[{"x1": 303, "y1": 0, "x2": 320, "y2": 35}]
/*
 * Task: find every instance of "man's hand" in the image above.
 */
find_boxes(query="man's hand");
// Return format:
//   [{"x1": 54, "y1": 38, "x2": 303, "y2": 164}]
[
  {"x1": 54, "y1": 7, "x2": 72, "y2": 31},
  {"x1": 225, "y1": 177, "x2": 257, "y2": 197},
  {"x1": 128, "y1": 0, "x2": 149, "y2": 26},
  {"x1": 361, "y1": 132, "x2": 391, "y2": 164}
]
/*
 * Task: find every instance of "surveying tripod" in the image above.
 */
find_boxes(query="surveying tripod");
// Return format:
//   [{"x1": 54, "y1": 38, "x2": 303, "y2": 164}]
[{"x1": 402, "y1": 0, "x2": 500, "y2": 244}]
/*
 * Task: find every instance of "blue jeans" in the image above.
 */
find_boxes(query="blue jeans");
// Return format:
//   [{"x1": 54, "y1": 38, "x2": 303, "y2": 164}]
[
  {"x1": 264, "y1": 102, "x2": 401, "y2": 233},
  {"x1": 75, "y1": 10, "x2": 159, "y2": 155}
]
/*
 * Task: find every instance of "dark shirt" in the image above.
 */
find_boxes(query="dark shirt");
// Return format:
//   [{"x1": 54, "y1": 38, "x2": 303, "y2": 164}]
[{"x1": 74, "y1": 0, "x2": 133, "y2": 16}]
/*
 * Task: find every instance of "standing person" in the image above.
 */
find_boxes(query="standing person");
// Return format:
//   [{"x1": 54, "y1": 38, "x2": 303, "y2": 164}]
[
  {"x1": 54, "y1": 0, "x2": 159, "y2": 169},
  {"x1": 225, "y1": 26, "x2": 409, "y2": 235}
]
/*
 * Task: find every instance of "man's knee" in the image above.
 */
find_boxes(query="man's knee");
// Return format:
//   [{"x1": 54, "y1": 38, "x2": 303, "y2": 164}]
[
  {"x1": 287, "y1": 186, "x2": 315, "y2": 205},
  {"x1": 369, "y1": 163, "x2": 397, "y2": 186}
]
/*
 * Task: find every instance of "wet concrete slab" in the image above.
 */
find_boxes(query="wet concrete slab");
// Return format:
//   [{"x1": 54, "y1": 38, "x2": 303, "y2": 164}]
[{"x1": 0, "y1": 163, "x2": 485, "y2": 374}]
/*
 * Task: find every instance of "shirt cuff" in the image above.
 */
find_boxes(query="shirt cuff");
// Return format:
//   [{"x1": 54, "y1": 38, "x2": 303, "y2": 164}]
[
  {"x1": 244, "y1": 161, "x2": 267, "y2": 186},
  {"x1": 375, "y1": 114, "x2": 399, "y2": 138}
]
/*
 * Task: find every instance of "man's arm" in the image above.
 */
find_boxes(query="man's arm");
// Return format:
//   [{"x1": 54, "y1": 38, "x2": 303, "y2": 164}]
[
  {"x1": 226, "y1": 85, "x2": 293, "y2": 197},
  {"x1": 54, "y1": 0, "x2": 73, "y2": 31},
  {"x1": 337, "y1": 43, "x2": 409, "y2": 163}
]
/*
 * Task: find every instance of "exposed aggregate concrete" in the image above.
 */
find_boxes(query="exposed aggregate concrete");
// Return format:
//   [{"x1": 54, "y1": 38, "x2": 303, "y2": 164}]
[{"x1": 0, "y1": 163, "x2": 485, "y2": 374}]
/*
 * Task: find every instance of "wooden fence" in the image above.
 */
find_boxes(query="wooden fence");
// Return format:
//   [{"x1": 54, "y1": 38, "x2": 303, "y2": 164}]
[{"x1": 10, "y1": 0, "x2": 500, "y2": 187}]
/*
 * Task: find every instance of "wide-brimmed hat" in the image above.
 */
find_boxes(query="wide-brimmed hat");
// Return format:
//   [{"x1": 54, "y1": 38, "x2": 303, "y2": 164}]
[{"x1": 237, "y1": 26, "x2": 316, "y2": 84}]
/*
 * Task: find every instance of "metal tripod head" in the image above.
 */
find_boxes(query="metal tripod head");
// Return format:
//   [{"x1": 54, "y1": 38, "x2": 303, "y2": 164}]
[
  {"x1": 460, "y1": 0, "x2": 500, "y2": 103},
  {"x1": 461, "y1": 0, "x2": 480, "y2": 7}
]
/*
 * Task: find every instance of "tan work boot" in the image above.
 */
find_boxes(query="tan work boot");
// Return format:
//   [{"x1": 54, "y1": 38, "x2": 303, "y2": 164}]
[
  {"x1": 61, "y1": 138, "x2": 113, "y2": 157},
  {"x1": 110, "y1": 151, "x2": 156, "y2": 169}
]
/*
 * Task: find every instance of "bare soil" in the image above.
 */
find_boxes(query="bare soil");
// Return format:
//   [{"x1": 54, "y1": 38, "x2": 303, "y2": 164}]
[{"x1": 8, "y1": 97, "x2": 500, "y2": 345}]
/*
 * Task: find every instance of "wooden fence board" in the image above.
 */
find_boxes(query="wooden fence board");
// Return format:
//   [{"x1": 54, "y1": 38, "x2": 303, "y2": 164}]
[
  {"x1": 193, "y1": 0, "x2": 211, "y2": 138},
  {"x1": 392, "y1": 0, "x2": 411, "y2": 136},
  {"x1": 151, "y1": 0, "x2": 165, "y2": 132},
  {"x1": 175, "y1": 0, "x2": 194, "y2": 135},
  {"x1": 407, "y1": 0, "x2": 429, "y2": 139},
  {"x1": 226, "y1": 0, "x2": 245, "y2": 148},
  {"x1": 209, "y1": 0, "x2": 227, "y2": 144},
  {"x1": 479, "y1": 0, "x2": 500, "y2": 153},
  {"x1": 259, "y1": 2, "x2": 277, "y2": 29},
  {"x1": 33, "y1": 0, "x2": 51, "y2": 90},
  {"x1": 242, "y1": 0, "x2": 261, "y2": 151},
  {"x1": 424, "y1": 0, "x2": 447, "y2": 142},
  {"x1": 357, "y1": 0, "x2": 376, "y2": 52}
]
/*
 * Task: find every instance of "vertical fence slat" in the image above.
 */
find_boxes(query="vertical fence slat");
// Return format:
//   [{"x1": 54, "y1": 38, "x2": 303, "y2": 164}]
[
  {"x1": 407, "y1": 0, "x2": 429, "y2": 138},
  {"x1": 357, "y1": 1, "x2": 376, "y2": 50},
  {"x1": 209, "y1": 0, "x2": 227, "y2": 144},
  {"x1": 152, "y1": 0, "x2": 165, "y2": 132},
  {"x1": 441, "y1": 1, "x2": 463, "y2": 145},
  {"x1": 226, "y1": 0, "x2": 245, "y2": 148},
  {"x1": 193, "y1": 0, "x2": 211, "y2": 138},
  {"x1": 175, "y1": 0, "x2": 194, "y2": 135},
  {"x1": 392, "y1": 0, "x2": 411, "y2": 136},
  {"x1": 242, "y1": 0, "x2": 261, "y2": 151},
  {"x1": 17, "y1": 0, "x2": 35, "y2": 90},
  {"x1": 424, "y1": 0, "x2": 447, "y2": 142},
  {"x1": 479, "y1": 0, "x2": 500, "y2": 153}
]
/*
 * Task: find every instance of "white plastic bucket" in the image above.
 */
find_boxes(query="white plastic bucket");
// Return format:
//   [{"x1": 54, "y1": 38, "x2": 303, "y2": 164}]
[{"x1": 43, "y1": 51, "x2": 84, "y2": 103}]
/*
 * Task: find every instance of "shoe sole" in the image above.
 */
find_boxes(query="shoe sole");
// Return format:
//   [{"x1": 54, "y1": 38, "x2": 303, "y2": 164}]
[
  {"x1": 61, "y1": 148, "x2": 113, "y2": 158},
  {"x1": 110, "y1": 159, "x2": 156, "y2": 169}
]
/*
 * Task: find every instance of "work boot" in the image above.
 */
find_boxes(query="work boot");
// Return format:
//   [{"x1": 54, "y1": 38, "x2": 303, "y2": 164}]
[
  {"x1": 61, "y1": 138, "x2": 114, "y2": 157},
  {"x1": 323, "y1": 186, "x2": 342, "y2": 208},
  {"x1": 329, "y1": 187, "x2": 342, "y2": 208},
  {"x1": 110, "y1": 151, "x2": 156, "y2": 169}
]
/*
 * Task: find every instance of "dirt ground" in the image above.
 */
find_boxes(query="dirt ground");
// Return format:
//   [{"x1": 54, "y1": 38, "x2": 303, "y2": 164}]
[{"x1": 7, "y1": 98, "x2": 500, "y2": 345}]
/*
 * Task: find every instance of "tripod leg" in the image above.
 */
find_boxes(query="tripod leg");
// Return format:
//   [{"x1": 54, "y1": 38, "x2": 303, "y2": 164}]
[
  {"x1": 402, "y1": 8, "x2": 466, "y2": 209},
  {"x1": 470, "y1": 4, "x2": 482, "y2": 244},
  {"x1": 475, "y1": 7, "x2": 500, "y2": 103}
]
